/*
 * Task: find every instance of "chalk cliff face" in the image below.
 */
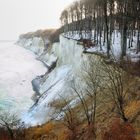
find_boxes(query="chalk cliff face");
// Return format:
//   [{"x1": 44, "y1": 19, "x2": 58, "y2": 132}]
[
  {"x1": 18, "y1": 35, "x2": 89, "y2": 125},
  {"x1": 17, "y1": 37, "x2": 44, "y2": 56}
]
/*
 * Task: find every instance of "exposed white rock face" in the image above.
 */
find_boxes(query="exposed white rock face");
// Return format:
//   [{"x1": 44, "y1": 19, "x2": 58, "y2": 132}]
[
  {"x1": 38, "y1": 35, "x2": 87, "y2": 96},
  {"x1": 17, "y1": 37, "x2": 44, "y2": 56},
  {"x1": 22, "y1": 35, "x2": 89, "y2": 125}
]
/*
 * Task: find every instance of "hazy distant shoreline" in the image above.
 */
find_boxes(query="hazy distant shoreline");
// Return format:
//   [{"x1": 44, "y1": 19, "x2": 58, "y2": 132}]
[{"x1": 0, "y1": 40, "x2": 16, "y2": 42}]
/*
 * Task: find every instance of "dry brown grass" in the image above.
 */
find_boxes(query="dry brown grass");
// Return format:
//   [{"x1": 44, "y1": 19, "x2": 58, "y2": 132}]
[
  {"x1": 25, "y1": 122, "x2": 56, "y2": 140},
  {"x1": 125, "y1": 101, "x2": 140, "y2": 119}
]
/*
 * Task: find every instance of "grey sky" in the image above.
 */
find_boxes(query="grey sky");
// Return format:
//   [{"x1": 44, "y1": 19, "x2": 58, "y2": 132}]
[{"x1": 0, "y1": 0, "x2": 74, "y2": 40}]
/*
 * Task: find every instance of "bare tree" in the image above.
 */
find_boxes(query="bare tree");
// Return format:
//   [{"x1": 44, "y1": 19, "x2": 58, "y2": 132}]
[
  {"x1": 49, "y1": 96, "x2": 79, "y2": 140},
  {"x1": 70, "y1": 56, "x2": 103, "y2": 139},
  {"x1": 0, "y1": 112, "x2": 21, "y2": 140},
  {"x1": 100, "y1": 60, "x2": 135, "y2": 122},
  {"x1": 60, "y1": 0, "x2": 140, "y2": 58}
]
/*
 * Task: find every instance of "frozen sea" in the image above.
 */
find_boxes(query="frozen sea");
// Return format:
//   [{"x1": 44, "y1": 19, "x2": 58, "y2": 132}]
[{"x1": 0, "y1": 41, "x2": 46, "y2": 117}]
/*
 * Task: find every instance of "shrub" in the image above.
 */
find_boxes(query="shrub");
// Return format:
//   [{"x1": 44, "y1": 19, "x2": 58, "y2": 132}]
[{"x1": 102, "y1": 119, "x2": 136, "y2": 140}]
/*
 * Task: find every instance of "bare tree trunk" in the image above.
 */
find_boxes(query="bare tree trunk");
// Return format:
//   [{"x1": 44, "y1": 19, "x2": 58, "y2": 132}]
[
  {"x1": 137, "y1": 24, "x2": 140, "y2": 53},
  {"x1": 104, "y1": 0, "x2": 110, "y2": 58},
  {"x1": 6, "y1": 126, "x2": 14, "y2": 140},
  {"x1": 121, "y1": 1, "x2": 128, "y2": 58},
  {"x1": 121, "y1": 23, "x2": 127, "y2": 57}
]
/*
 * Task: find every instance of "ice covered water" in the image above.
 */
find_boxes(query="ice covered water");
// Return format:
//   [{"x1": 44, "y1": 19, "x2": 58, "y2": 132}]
[{"x1": 0, "y1": 41, "x2": 46, "y2": 117}]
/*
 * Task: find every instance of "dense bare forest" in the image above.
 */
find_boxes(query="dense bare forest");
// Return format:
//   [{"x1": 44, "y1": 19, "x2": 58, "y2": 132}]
[{"x1": 60, "y1": 0, "x2": 140, "y2": 58}]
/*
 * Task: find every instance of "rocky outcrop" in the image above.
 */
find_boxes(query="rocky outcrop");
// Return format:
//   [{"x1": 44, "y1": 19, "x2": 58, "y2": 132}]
[{"x1": 17, "y1": 37, "x2": 45, "y2": 56}]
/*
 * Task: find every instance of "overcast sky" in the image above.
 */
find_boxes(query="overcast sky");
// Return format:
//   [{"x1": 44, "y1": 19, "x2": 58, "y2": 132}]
[{"x1": 0, "y1": 0, "x2": 75, "y2": 40}]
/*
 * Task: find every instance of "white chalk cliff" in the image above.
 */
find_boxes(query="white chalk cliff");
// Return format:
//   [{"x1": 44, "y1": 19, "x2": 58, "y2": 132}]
[{"x1": 18, "y1": 35, "x2": 90, "y2": 125}]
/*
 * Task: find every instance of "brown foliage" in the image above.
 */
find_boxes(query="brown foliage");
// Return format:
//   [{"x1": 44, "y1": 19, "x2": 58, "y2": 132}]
[
  {"x1": 0, "y1": 129, "x2": 9, "y2": 140},
  {"x1": 125, "y1": 101, "x2": 140, "y2": 120},
  {"x1": 64, "y1": 129, "x2": 77, "y2": 140},
  {"x1": 57, "y1": 130, "x2": 68, "y2": 140},
  {"x1": 81, "y1": 124, "x2": 96, "y2": 140},
  {"x1": 25, "y1": 122, "x2": 55, "y2": 140},
  {"x1": 102, "y1": 119, "x2": 136, "y2": 140}
]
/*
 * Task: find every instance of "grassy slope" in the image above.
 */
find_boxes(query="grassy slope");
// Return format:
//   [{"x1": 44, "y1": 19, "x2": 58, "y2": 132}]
[{"x1": 24, "y1": 74, "x2": 140, "y2": 140}]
